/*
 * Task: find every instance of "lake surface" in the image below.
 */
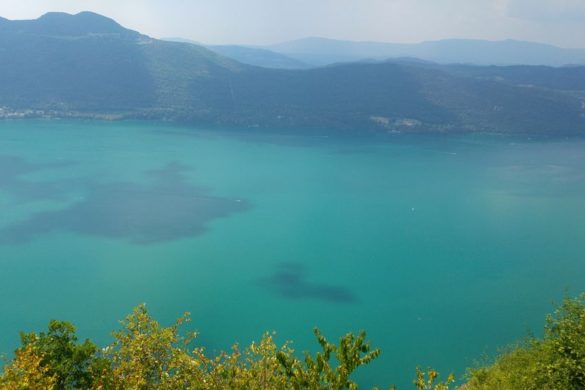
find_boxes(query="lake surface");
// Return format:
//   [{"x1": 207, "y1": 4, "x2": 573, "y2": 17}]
[{"x1": 1, "y1": 120, "x2": 585, "y2": 388}]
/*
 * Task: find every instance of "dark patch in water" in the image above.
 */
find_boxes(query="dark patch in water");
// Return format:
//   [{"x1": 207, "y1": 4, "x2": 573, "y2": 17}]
[
  {"x1": 257, "y1": 263, "x2": 356, "y2": 304},
  {"x1": 0, "y1": 160, "x2": 249, "y2": 244},
  {"x1": 0, "y1": 156, "x2": 37, "y2": 184},
  {"x1": 0, "y1": 155, "x2": 78, "y2": 202}
]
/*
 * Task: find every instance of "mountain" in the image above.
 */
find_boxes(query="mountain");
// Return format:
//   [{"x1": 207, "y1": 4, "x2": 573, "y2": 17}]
[
  {"x1": 0, "y1": 12, "x2": 584, "y2": 135},
  {"x1": 268, "y1": 37, "x2": 585, "y2": 67},
  {"x1": 205, "y1": 45, "x2": 309, "y2": 69},
  {"x1": 0, "y1": 12, "x2": 243, "y2": 115},
  {"x1": 162, "y1": 37, "x2": 202, "y2": 45},
  {"x1": 439, "y1": 64, "x2": 585, "y2": 92},
  {"x1": 0, "y1": 11, "x2": 136, "y2": 37},
  {"x1": 163, "y1": 38, "x2": 309, "y2": 69}
]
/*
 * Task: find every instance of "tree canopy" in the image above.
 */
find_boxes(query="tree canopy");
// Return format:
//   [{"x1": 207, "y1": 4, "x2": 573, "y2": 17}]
[{"x1": 3, "y1": 294, "x2": 585, "y2": 389}]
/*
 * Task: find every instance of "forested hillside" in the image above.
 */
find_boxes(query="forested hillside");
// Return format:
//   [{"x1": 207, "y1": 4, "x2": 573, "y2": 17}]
[{"x1": 1, "y1": 12, "x2": 584, "y2": 134}]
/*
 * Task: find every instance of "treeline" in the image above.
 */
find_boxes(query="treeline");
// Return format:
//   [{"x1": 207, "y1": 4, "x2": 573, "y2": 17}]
[{"x1": 2, "y1": 295, "x2": 585, "y2": 389}]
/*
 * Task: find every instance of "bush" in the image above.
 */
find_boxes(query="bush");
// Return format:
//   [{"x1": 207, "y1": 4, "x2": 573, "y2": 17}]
[
  {"x1": 1, "y1": 305, "x2": 381, "y2": 389},
  {"x1": 467, "y1": 294, "x2": 585, "y2": 390},
  {"x1": 4, "y1": 294, "x2": 585, "y2": 389}
]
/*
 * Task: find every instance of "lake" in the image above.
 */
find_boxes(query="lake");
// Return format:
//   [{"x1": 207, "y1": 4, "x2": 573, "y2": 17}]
[{"x1": 1, "y1": 120, "x2": 585, "y2": 388}]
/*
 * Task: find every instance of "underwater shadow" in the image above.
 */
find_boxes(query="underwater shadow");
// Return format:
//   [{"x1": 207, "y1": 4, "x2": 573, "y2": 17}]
[
  {"x1": 0, "y1": 161, "x2": 249, "y2": 245},
  {"x1": 257, "y1": 262, "x2": 357, "y2": 304}
]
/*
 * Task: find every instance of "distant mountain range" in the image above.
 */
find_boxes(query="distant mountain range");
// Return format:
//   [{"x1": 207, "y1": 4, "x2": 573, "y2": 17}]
[
  {"x1": 169, "y1": 36, "x2": 585, "y2": 69},
  {"x1": 1, "y1": 12, "x2": 584, "y2": 135},
  {"x1": 266, "y1": 37, "x2": 585, "y2": 67},
  {"x1": 163, "y1": 37, "x2": 309, "y2": 70}
]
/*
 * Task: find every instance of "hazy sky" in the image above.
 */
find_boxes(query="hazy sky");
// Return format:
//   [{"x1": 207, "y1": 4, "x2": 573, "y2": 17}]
[{"x1": 1, "y1": 0, "x2": 585, "y2": 48}]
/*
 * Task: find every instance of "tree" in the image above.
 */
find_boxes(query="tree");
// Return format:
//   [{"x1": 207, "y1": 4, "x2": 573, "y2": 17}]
[
  {"x1": 16, "y1": 320, "x2": 108, "y2": 389},
  {"x1": 0, "y1": 343, "x2": 57, "y2": 389}
]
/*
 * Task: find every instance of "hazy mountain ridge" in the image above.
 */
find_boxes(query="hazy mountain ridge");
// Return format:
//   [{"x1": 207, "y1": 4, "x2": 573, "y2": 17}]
[
  {"x1": 267, "y1": 37, "x2": 585, "y2": 67},
  {"x1": 162, "y1": 37, "x2": 309, "y2": 69},
  {"x1": 206, "y1": 45, "x2": 310, "y2": 70},
  {"x1": 0, "y1": 11, "x2": 139, "y2": 38},
  {"x1": 0, "y1": 12, "x2": 244, "y2": 114},
  {"x1": 1, "y1": 12, "x2": 584, "y2": 135}
]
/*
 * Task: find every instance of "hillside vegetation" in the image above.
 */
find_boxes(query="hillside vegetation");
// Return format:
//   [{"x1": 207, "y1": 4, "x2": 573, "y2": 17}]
[
  {"x1": 2, "y1": 295, "x2": 585, "y2": 389},
  {"x1": 1, "y1": 12, "x2": 584, "y2": 134}
]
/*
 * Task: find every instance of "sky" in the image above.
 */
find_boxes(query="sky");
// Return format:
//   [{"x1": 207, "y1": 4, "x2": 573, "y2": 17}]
[{"x1": 1, "y1": 0, "x2": 585, "y2": 48}]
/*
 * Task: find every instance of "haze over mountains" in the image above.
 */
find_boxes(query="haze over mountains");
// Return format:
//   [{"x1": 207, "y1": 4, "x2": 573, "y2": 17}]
[
  {"x1": 266, "y1": 37, "x2": 585, "y2": 68},
  {"x1": 171, "y1": 36, "x2": 585, "y2": 69},
  {"x1": 163, "y1": 37, "x2": 310, "y2": 70},
  {"x1": 1, "y1": 12, "x2": 585, "y2": 135}
]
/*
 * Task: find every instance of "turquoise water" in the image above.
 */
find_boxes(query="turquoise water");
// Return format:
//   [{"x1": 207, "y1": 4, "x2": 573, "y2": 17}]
[{"x1": 1, "y1": 120, "x2": 585, "y2": 388}]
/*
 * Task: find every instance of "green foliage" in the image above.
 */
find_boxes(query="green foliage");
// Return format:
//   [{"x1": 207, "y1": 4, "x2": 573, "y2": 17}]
[
  {"x1": 17, "y1": 320, "x2": 109, "y2": 389},
  {"x1": 3, "y1": 295, "x2": 585, "y2": 389},
  {"x1": 1, "y1": 304, "x2": 381, "y2": 389},
  {"x1": 103, "y1": 305, "x2": 198, "y2": 389},
  {"x1": 0, "y1": 345, "x2": 56, "y2": 389},
  {"x1": 467, "y1": 294, "x2": 585, "y2": 390},
  {"x1": 276, "y1": 328, "x2": 381, "y2": 389},
  {"x1": 413, "y1": 367, "x2": 455, "y2": 390}
]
